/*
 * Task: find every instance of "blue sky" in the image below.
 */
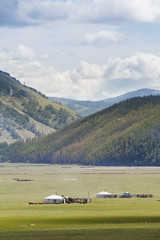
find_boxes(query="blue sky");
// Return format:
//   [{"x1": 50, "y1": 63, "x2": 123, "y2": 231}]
[{"x1": 0, "y1": 0, "x2": 160, "y2": 100}]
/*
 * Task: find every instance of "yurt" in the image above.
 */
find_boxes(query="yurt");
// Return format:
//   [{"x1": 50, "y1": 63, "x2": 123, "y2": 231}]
[
  {"x1": 96, "y1": 191, "x2": 111, "y2": 198},
  {"x1": 124, "y1": 192, "x2": 130, "y2": 195},
  {"x1": 44, "y1": 194, "x2": 65, "y2": 204}
]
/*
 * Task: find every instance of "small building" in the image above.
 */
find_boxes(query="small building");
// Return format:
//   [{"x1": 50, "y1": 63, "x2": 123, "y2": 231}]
[
  {"x1": 44, "y1": 194, "x2": 65, "y2": 204},
  {"x1": 96, "y1": 191, "x2": 111, "y2": 198}
]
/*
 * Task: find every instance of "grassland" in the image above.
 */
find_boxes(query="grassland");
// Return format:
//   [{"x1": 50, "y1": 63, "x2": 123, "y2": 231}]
[{"x1": 0, "y1": 164, "x2": 160, "y2": 239}]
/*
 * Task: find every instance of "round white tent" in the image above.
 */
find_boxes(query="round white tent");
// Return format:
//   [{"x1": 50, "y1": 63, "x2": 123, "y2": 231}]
[
  {"x1": 44, "y1": 194, "x2": 65, "y2": 204},
  {"x1": 96, "y1": 191, "x2": 111, "y2": 198}
]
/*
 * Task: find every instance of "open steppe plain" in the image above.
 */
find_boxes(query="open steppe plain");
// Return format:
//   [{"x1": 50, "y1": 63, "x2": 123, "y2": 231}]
[{"x1": 0, "y1": 164, "x2": 160, "y2": 239}]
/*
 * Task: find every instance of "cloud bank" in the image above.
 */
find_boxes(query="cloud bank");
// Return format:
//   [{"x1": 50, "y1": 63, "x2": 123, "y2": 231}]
[
  {"x1": 0, "y1": 0, "x2": 69, "y2": 27},
  {"x1": 1, "y1": 0, "x2": 160, "y2": 27},
  {"x1": 1, "y1": 46, "x2": 160, "y2": 100}
]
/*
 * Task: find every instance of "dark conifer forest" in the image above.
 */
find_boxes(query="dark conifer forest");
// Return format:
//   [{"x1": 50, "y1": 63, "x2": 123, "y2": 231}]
[{"x1": 1, "y1": 95, "x2": 160, "y2": 166}]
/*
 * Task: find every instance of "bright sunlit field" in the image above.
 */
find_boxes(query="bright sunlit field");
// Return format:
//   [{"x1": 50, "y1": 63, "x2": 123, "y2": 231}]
[{"x1": 0, "y1": 164, "x2": 160, "y2": 239}]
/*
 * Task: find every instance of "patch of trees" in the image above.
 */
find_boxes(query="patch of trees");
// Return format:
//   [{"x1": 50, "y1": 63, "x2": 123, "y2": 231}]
[
  {"x1": 0, "y1": 102, "x2": 29, "y2": 127},
  {"x1": 23, "y1": 100, "x2": 70, "y2": 129}
]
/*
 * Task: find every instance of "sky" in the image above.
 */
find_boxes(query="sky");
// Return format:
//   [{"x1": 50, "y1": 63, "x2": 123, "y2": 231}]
[{"x1": 1, "y1": 0, "x2": 160, "y2": 100}]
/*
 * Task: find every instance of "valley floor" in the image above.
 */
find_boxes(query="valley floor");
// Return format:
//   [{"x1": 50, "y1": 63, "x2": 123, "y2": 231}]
[{"x1": 0, "y1": 164, "x2": 160, "y2": 239}]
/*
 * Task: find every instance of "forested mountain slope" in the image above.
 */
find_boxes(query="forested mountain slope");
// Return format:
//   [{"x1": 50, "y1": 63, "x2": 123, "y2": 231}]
[
  {"x1": 50, "y1": 88, "x2": 160, "y2": 116},
  {"x1": 2, "y1": 95, "x2": 160, "y2": 166},
  {"x1": 0, "y1": 71, "x2": 80, "y2": 142}
]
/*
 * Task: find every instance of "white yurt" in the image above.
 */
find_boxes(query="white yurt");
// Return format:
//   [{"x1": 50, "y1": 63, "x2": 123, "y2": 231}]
[
  {"x1": 44, "y1": 194, "x2": 65, "y2": 204},
  {"x1": 96, "y1": 191, "x2": 111, "y2": 198}
]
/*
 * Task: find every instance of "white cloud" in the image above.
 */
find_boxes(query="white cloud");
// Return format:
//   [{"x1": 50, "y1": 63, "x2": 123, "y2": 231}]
[
  {"x1": 103, "y1": 52, "x2": 160, "y2": 95},
  {"x1": 76, "y1": 0, "x2": 160, "y2": 24},
  {"x1": 1, "y1": 47, "x2": 160, "y2": 100},
  {"x1": 75, "y1": 30, "x2": 123, "y2": 46},
  {"x1": 11, "y1": 45, "x2": 35, "y2": 60}
]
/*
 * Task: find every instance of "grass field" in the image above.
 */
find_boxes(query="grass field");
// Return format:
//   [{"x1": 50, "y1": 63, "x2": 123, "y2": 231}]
[{"x1": 0, "y1": 164, "x2": 160, "y2": 239}]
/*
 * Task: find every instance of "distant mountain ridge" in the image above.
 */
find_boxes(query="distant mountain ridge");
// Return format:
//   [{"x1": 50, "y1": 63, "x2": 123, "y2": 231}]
[
  {"x1": 49, "y1": 88, "x2": 160, "y2": 116},
  {"x1": 2, "y1": 95, "x2": 160, "y2": 166},
  {"x1": 0, "y1": 70, "x2": 80, "y2": 142}
]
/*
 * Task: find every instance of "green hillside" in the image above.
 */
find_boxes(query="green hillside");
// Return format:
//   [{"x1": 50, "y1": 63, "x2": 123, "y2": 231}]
[
  {"x1": 0, "y1": 70, "x2": 80, "y2": 142},
  {"x1": 1, "y1": 95, "x2": 160, "y2": 166}
]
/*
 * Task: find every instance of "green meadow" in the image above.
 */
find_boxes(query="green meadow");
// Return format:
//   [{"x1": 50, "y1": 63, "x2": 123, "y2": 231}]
[{"x1": 0, "y1": 164, "x2": 160, "y2": 239}]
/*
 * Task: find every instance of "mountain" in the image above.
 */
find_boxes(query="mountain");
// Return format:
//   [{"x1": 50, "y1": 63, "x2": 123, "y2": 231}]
[
  {"x1": 0, "y1": 70, "x2": 80, "y2": 142},
  {"x1": 49, "y1": 88, "x2": 160, "y2": 116},
  {"x1": 2, "y1": 95, "x2": 160, "y2": 166}
]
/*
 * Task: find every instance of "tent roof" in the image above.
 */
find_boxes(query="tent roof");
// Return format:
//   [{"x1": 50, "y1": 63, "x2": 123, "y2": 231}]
[
  {"x1": 44, "y1": 194, "x2": 64, "y2": 200},
  {"x1": 97, "y1": 191, "x2": 111, "y2": 195}
]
